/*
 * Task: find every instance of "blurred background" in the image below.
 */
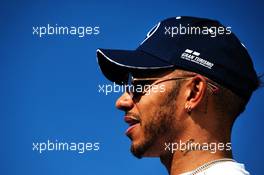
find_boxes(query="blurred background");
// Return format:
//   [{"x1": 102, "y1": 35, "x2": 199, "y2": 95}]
[{"x1": 0, "y1": 0, "x2": 263, "y2": 174}]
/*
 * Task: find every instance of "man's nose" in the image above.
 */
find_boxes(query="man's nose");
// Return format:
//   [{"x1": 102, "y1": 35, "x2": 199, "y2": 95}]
[{"x1": 115, "y1": 92, "x2": 134, "y2": 111}]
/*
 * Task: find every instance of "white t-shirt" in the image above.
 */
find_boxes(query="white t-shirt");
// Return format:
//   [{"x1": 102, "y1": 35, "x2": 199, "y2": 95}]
[{"x1": 180, "y1": 161, "x2": 250, "y2": 175}]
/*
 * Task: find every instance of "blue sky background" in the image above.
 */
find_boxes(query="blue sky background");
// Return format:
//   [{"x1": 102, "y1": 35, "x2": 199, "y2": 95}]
[{"x1": 1, "y1": 0, "x2": 263, "y2": 174}]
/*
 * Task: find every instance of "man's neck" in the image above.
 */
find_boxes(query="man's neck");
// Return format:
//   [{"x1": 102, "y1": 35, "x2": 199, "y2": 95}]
[{"x1": 160, "y1": 140, "x2": 233, "y2": 175}]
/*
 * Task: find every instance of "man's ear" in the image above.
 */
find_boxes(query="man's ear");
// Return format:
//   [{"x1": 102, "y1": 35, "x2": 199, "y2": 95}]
[{"x1": 185, "y1": 75, "x2": 207, "y2": 112}]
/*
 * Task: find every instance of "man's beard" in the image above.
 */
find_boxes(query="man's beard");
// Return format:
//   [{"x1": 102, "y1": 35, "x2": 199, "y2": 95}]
[
  {"x1": 131, "y1": 82, "x2": 182, "y2": 158},
  {"x1": 130, "y1": 108, "x2": 175, "y2": 158}
]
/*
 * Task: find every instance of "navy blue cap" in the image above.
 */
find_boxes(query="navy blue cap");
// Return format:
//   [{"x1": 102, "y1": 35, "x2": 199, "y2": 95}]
[{"x1": 96, "y1": 16, "x2": 259, "y2": 101}]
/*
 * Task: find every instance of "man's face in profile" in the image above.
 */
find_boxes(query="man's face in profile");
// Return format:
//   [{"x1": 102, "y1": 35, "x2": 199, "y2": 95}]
[
  {"x1": 115, "y1": 71, "x2": 184, "y2": 158},
  {"x1": 96, "y1": 15, "x2": 259, "y2": 175}
]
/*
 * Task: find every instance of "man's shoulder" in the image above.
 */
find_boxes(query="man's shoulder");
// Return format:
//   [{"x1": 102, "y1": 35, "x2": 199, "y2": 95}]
[{"x1": 201, "y1": 161, "x2": 250, "y2": 175}]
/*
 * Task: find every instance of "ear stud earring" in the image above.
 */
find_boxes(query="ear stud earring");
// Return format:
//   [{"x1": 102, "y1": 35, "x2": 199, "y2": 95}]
[{"x1": 185, "y1": 103, "x2": 192, "y2": 113}]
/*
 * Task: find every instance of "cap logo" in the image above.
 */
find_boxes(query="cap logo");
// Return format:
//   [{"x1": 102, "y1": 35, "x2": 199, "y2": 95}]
[
  {"x1": 181, "y1": 49, "x2": 214, "y2": 69},
  {"x1": 140, "y1": 22, "x2": 161, "y2": 45}
]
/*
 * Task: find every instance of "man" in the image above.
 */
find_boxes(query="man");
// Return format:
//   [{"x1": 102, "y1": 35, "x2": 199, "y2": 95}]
[{"x1": 96, "y1": 16, "x2": 260, "y2": 175}]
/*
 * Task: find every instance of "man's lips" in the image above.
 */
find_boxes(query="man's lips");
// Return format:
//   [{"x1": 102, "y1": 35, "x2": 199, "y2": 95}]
[{"x1": 124, "y1": 115, "x2": 140, "y2": 135}]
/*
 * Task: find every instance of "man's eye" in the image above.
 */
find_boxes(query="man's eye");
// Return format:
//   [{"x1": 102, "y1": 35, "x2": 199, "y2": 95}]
[{"x1": 130, "y1": 84, "x2": 146, "y2": 99}]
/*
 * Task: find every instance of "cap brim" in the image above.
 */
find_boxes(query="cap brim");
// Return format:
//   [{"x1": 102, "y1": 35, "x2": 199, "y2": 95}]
[{"x1": 96, "y1": 49, "x2": 173, "y2": 84}]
